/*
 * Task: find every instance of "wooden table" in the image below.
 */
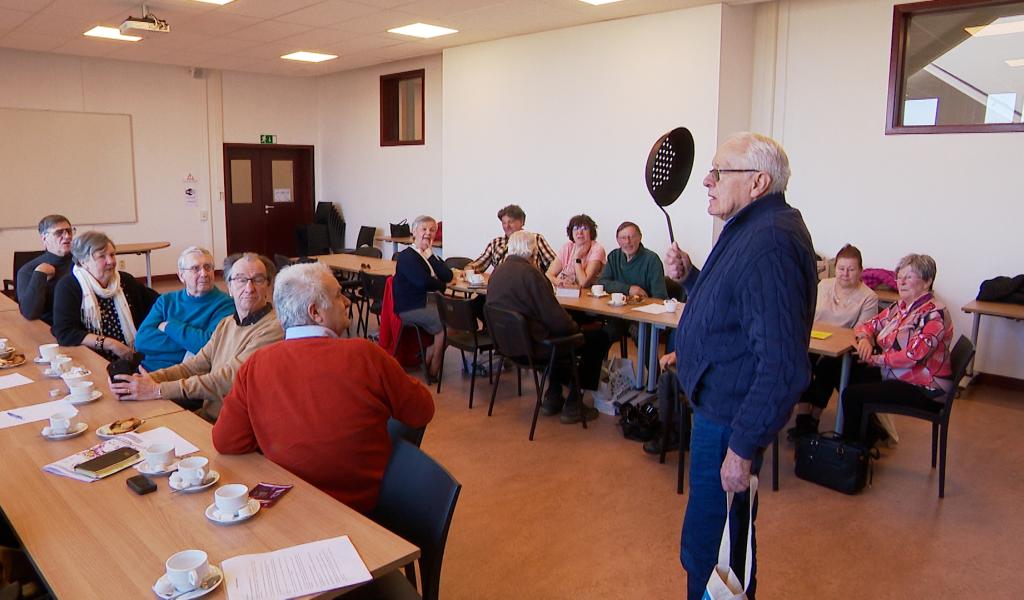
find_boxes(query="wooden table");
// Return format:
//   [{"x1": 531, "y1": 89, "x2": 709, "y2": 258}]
[
  {"x1": 375, "y1": 235, "x2": 441, "y2": 256},
  {"x1": 962, "y1": 299, "x2": 1024, "y2": 383},
  {"x1": 312, "y1": 253, "x2": 396, "y2": 277},
  {"x1": 0, "y1": 293, "x2": 18, "y2": 312},
  {"x1": 875, "y1": 288, "x2": 898, "y2": 308},
  {"x1": 116, "y1": 241, "x2": 171, "y2": 287},
  {"x1": 0, "y1": 313, "x2": 418, "y2": 599},
  {"x1": 806, "y1": 322, "x2": 857, "y2": 432}
]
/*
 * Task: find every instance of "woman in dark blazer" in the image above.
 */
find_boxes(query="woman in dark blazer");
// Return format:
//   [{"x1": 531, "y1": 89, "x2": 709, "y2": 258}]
[{"x1": 392, "y1": 215, "x2": 452, "y2": 378}]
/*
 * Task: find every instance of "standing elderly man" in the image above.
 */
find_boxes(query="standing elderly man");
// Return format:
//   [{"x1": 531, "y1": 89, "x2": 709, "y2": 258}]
[
  {"x1": 664, "y1": 132, "x2": 816, "y2": 599},
  {"x1": 466, "y1": 204, "x2": 558, "y2": 273},
  {"x1": 213, "y1": 262, "x2": 434, "y2": 514},
  {"x1": 16, "y1": 214, "x2": 75, "y2": 324},
  {"x1": 110, "y1": 253, "x2": 283, "y2": 421},
  {"x1": 598, "y1": 222, "x2": 668, "y2": 299},
  {"x1": 134, "y1": 247, "x2": 235, "y2": 371}
]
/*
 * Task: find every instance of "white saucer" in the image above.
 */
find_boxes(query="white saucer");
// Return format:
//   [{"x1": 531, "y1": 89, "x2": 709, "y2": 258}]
[
  {"x1": 65, "y1": 390, "x2": 102, "y2": 405},
  {"x1": 34, "y1": 356, "x2": 51, "y2": 365},
  {"x1": 136, "y1": 460, "x2": 180, "y2": 477},
  {"x1": 607, "y1": 300, "x2": 626, "y2": 307},
  {"x1": 205, "y1": 499, "x2": 261, "y2": 525},
  {"x1": 43, "y1": 368, "x2": 64, "y2": 378},
  {"x1": 96, "y1": 420, "x2": 144, "y2": 439},
  {"x1": 590, "y1": 291, "x2": 608, "y2": 298},
  {"x1": 153, "y1": 565, "x2": 223, "y2": 600},
  {"x1": 41, "y1": 422, "x2": 88, "y2": 440},
  {"x1": 169, "y1": 470, "x2": 220, "y2": 493}
]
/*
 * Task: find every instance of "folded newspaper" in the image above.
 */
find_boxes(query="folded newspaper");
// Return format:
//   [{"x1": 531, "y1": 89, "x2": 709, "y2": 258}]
[{"x1": 43, "y1": 427, "x2": 200, "y2": 482}]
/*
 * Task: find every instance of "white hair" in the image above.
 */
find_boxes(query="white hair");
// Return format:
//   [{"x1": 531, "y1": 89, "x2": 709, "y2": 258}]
[
  {"x1": 177, "y1": 246, "x2": 213, "y2": 270},
  {"x1": 506, "y1": 230, "x2": 537, "y2": 259},
  {"x1": 726, "y1": 132, "x2": 791, "y2": 194},
  {"x1": 411, "y1": 215, "x2": 437, "y2": 232},
  {"x1": 273, "y1": 261, "x2": 335, "y2": 329}
]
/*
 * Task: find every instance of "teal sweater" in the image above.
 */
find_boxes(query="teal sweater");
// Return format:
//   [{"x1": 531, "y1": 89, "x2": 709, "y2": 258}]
[
  {"x1": 135, "y1": 288, "x2": 236, "y2": 371},
  {"x1": 598, "y1": 245, "x2": 668, "y2": 299}
]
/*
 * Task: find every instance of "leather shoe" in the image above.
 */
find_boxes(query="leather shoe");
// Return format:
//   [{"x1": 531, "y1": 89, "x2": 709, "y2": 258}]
[
  {"x1": 560, "y1": 394, "x2": 598, "y2": 424},
  {"x1": 643, "y1": 432, "x2": 679, "y2": 455},
  {"x1": 541, "y1": 387, "x2": 564, "y2": 416}
]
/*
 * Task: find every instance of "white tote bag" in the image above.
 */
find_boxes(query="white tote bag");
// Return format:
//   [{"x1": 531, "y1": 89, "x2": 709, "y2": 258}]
[{"x1": 702, "y1": 475, "x2": 758, "y2": 600}]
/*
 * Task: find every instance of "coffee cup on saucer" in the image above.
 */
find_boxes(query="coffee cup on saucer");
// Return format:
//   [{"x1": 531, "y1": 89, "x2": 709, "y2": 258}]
[
  {"x1": 49, "y1": 355, "x2": 72, "y2": 374},
  {"x1": 664, "y1": 298, "x2": 679, "y2": 312},
  {"x1": 611, "y1": 292, "x2": 626, "y2": 306},
  {"x1": 176, "y1": 456, "x2": 209, "y2": 487},
  {"x1": 468, "y1": 273, "x2": 485, "y2": 285},
  {"x1": 0, "y1": 338, "x2": 8, "y2": 351},
  {"x1": 591, "y1": 284, "x2": 605, "y2": 297},
  {"x1": 144, "y1": 443, "x2": 176, "y2": 472},
  {"x1": 48, "y1": 410, "x2": 76, "y2": 436},
  {"x1": 214, "y1": 484, "x2": 252, "y2": 519},
  {"x1": 69, "y1": 381, "x2": 94, "y2": 402},
  {"x1": 39, "y1": 343, "x2": 59, "y2": 362},
  {"x1": 163, "y1": 549, "x2": 210, "y2": 594}
]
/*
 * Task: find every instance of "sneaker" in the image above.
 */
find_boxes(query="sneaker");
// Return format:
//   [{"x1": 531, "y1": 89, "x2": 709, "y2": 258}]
[
  {"x1": 643, "y1": 432, "x2": 680, "y2": 455},
  {"x1": 560, "y1": 396, "x2": 598, "y2": 424},
  {"x1": 541, "y1": 386, "x2": 564, "y2": 416}
]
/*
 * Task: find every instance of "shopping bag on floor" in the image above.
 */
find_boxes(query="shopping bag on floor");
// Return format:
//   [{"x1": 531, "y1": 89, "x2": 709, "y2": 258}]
[
  {"x1": 592, "y1": 357, "x2": 638, "y2": 414},
  {"x1": 703, "y1": 476, "x2": 757, "y2": 600}
]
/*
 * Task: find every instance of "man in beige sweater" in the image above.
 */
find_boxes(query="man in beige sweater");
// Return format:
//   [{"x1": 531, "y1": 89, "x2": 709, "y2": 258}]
[{"x1": 109, "y1": 253, "x2": 284, "y2": 420}]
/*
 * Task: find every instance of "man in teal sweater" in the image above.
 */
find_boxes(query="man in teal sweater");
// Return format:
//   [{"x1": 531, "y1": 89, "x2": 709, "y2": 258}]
[
  {"x1": 598, "y1": 222, "x2": 668, "y2": 299},
  {"x1": 135, "y1": 247, "x2": 235, "y2": 370}
]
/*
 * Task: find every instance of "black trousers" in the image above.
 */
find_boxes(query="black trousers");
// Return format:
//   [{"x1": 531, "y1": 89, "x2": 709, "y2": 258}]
[
  {"x1": 800, "y1": 355, "x2": 881, "y2": 410},
  {"x1": 548, "y1": 328, "x2": 611, "y2": 393},
  {"x1": 841, "y1": 379, "x2": 944, "y2": 443}
]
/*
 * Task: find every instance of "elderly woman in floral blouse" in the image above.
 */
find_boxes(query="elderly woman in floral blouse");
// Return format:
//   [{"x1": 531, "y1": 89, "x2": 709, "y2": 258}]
[{"x1": 840, "y1": 253, "x2": 953, "y2": 445}]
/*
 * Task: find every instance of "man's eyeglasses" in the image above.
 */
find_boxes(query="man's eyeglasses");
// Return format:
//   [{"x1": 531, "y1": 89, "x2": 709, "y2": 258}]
[
  {"x1": 229, "y1": 275, "x2": 269, "y2": 286},
  {"x1": 181, "y1": 264, "x2": 214, "y2": 275},
  {"x1": 708, "y1": 168, "x2": 759, "y2": 182},
  {"x1": 46, "y1": 227, "x2": 76, "y2": 238}
]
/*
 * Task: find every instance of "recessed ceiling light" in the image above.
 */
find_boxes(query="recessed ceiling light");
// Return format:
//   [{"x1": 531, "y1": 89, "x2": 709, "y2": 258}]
[
  {"x1": 965, "y1": 19, "x2": 1024, "y2": 37},
  {"x1": 281, "y1": 51, "x2": 338, "y2": 63},
  {"x1": 83, "y1": 26, "x2": 141, "y2": 41},
  {"x1": 579, "y1": 0, "x2": 626, "y2": 5},
  {"x1": 387, "y1": 23, "x2": 458, "y2": 39},
  {"x1": 1007, "y1": 58, "x2": 1024, "y2": 67},
  {"x1": 192, "y1": 0, "x2": 235, "y2": 5}
]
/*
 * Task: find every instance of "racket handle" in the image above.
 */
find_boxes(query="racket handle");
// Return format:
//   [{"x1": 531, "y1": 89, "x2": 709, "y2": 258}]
[{"x1": 660, "y1": 206, "x2": 675, "y2": 244}]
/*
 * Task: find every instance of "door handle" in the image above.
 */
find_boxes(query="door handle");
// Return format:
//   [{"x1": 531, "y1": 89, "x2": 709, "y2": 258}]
[{"x1": 264, "y1": 205, "x2": 275, "y2": 215}]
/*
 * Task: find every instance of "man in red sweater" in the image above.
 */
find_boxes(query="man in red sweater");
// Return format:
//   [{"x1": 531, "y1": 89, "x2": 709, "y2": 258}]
[{"x1": 213, "y1": 261, "x2": 435, "y2": 514}]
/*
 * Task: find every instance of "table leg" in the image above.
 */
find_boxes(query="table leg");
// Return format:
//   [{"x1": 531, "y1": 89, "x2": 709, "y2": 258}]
[
  {"x1": 145, "y1": 251, "x2": 153, "y2": 288},
  {"x1": 834, "y1": 352, "x2": 852, "y2": 434},
  {"x1": 966, "y1": 312, "x2": 981, "y2": 381},
  {"x1": 646, "y1": 325, "x2": 660, "y2": 392},
  {"x1": 635, "y1": 323, "x2": 647, "y2": 390}
]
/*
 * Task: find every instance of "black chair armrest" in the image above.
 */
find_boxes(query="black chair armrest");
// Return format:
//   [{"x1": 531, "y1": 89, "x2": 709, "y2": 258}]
[
  {"x1": 540, "y1": 333, "x2": 585, "y2": 351},
  {"x1": 2, "y1": 279, "x2": 13, "y2": 292}
]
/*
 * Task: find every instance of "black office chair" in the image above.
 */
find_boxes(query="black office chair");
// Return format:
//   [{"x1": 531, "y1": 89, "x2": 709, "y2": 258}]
[
  {"x1": 3, "y1": 250, "x2": 44, "y2": 301},
  {"x1": 353, "y1": 246, "x2": 383, "y2": 259},
  {"x1": 352, "y1": 440, "x2": 461, "y2": 600},
  {"x1": 273, "y1": 254, "x2": 294, "y2": 271},
  {"x1": 484, "y1": 304, "x2": 585, "y2": 440},
  {"x1": 443, "y1": 256, "x2": 472, "y2": 270},
  {"x1": 436, "y1": 294, "x2": 494, "y2": 404},
  {"x1": 295, "y1": 224, "x2": 330, "y2": 256},
  {"x1": 343, "y1": 226, "x2": 378, "y2": 253},
  {"x1": 314, "y1": 201, "x2": 346, "y2": 253},
  {"x1": 859, "y1": 335, "x2": 975, "y2": 498},
  {"x1": 356, "y1": 272, "x2": 389, "y2": 338},
  {"x1": 387, "y1": 418, "x2": 426, "y2": 448}
]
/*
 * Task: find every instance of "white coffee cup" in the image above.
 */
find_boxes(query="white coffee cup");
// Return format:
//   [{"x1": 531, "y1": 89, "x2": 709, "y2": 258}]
[
  {"x1": 214, "y1": 483, "x2": 252, "y2": 518},
  {"x1": 48, "y1": 409, "x2": 76, "y2": 435},
  {"x1": 165, "y1": 549, "x2": 210, "y2": 593},
  {"x1": 69, "y1": 381, "x2": 94, "y2": 402},
  {"x1": 463, "y1": 268, "x2": 474, "y2": 277},
  {"x1": 591, "y1": 284, "x2": 605, "y2": 296},
  {"x1": 611, "y1": 292, "x2": 626, "y2": 305},
  {"x1": 664, "y1": 298, "x2": 679, "y2": 312},
  {"x1": 144, "y1": 443, "x2": 175, "y2": 471},
  {"x1": 0, "y1": 338, "x2": 8, "y2": 351},
  {"x1": 50, "y1": 355, "x2": 71, "y2": 373},
  {"x1": 468, "y1": 273, "x2": 485, "y2": 285},
  {"x1": 176, "y1": 456, "x2": 209, "y2": 486},
  {"x1": 39, "y1": 343, "x2": 59, "y2": 361}
]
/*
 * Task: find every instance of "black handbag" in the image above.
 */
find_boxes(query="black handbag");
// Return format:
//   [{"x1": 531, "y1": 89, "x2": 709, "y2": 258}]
[
  {"x1": 794, "y1": 431, "x2": 878, "y2": 494},
  {"x1": 390, "y1": 219, "x2": 411, "y2": 238}
]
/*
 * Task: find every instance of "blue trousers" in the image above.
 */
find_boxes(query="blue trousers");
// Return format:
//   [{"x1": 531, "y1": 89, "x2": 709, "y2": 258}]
[{"x1": 681, "y1": 414, "x2": 762, "y2": 600}]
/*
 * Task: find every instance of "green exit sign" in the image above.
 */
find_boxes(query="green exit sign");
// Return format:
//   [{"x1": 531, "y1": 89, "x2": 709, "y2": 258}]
[{"x1": 260, "y1": 134, "x2": 276, "y2": 144}]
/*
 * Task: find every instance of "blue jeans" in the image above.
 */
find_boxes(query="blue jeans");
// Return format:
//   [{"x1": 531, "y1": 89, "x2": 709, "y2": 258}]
[{"x1": 681, "y1": 413, "x2": 762, "y2": 600}]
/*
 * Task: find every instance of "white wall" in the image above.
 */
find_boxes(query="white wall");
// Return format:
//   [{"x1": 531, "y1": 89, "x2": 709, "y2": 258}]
[
  {"x1": 765, "y1": 0, "x2": 1024, "y2": 378},
  {"x1": 442, "y1": 5, "x2": 726, "y2": 268},
  {"x1": 316, "y1": 55, "x2": 443, "y2": 255}
]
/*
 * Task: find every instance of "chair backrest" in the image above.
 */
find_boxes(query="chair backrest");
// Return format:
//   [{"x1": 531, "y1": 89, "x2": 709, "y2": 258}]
[
  {"x1": 295, "y1": 224, "x2": 330, "y2": 256},
  {"x1": 372, "y1": 440, "x2": 461, "y2": 600},
  {"x1": 353, "y1": 246, "x2": 383, "y2": 259},
  {"x1": 439, "y1": 294, "x2": 479, "y2": 335},
  {"x1": 484, "y1": 304, "x2": 535, "y2": 359},
  {"x1": 359, "y1": 272, "x2": 389, "y2": 304},
  {"x1": 444, "y1": 256, "x2": 472, "y2": 270},
  {"x1": 387, "y1": 417, "x2": 426, "y2": 448},
  {"x1": 314, "y1": 202, "x2": 346, "y2": 251},
  {"x1": 356, "y1": 225, "x2": 376, "y2": 249},
  {"x1": 273, "y1": 254, "x2": 294, "y2": 271},
  {"x1": 13, "y1": 250, "x2": 44, "y2": 276},
  {"x1": 942, "y1": 336, "x2": 976, "y2": 411}
]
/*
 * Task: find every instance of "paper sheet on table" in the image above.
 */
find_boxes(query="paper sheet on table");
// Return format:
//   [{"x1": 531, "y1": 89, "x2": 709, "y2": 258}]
[
  {"x1": 0, "y1": 398, "x2": 75, "y2": 429},
  {"x1": 125, "y1": 426, "x2": 200, "y2": 457},
  {"x1": 0, "y1": 373, "x2": 34, "y2": 390},
  {"x1": 222, "y1": 535, "x2": 372, "y2": 600},
  {"x1": 631, "y1": 303, "x2": 674, "y2": 315},
  {"x1": 810, "y1": 330, "x2": 833, "y2": 340}
]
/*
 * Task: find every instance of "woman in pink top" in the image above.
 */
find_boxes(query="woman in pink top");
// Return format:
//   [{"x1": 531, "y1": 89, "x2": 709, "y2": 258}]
[{"x1": 545, "y1": 214, "x2": 607, "y2": 289}]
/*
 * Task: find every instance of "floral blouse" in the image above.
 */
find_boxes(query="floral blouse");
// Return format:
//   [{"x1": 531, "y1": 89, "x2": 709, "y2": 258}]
[{"x1": 854, "y1": 293, "x2": 953, "y2": 393}]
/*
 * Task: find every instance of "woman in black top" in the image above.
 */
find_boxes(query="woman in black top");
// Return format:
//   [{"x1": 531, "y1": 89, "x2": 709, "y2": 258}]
[{"x1": 52, "y1": 231, "x2": 158, "y2": 361}]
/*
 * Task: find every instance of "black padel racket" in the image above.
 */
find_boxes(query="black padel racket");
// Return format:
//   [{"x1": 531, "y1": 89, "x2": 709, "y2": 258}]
[{"x1": 645, "y1": 127, "x2": 695, "y2": 243}]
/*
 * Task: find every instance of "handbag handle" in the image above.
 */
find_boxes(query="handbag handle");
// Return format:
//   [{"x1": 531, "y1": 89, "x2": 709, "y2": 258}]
[{"x1": 717, "y1": 474, "x2": 758, "y2": 593}]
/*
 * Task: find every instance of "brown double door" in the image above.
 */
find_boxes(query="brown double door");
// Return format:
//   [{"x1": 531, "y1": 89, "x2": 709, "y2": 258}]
[{"x1": 224, "y1": 144, "x2": 314, "y2": 258}]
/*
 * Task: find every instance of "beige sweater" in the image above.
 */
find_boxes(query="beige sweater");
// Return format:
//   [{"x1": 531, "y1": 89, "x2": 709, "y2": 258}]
[{"x1": 151, "y1": 308, "x2": 283, "y2": 419}]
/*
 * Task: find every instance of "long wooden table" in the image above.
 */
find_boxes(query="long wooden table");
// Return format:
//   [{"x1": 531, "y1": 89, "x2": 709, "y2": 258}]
[
  {"x1": 116, "y1": 241, "x2": 171, "y2": 287},
  {"x1": 962, "y1": 299, "x2": 1024, "y2": 383},
  {"x1": 375, "y1": 235, "x2": 441, "y2": 256},
  {"x1": 316, "y1": 252, "x2": 396, "y2": 277},
  {"x1": 0, "y1": 311, "x2": 418, "y2": 598},
  {"x1": 0, "y1": 293, "x2": 18, "y2": 312}
]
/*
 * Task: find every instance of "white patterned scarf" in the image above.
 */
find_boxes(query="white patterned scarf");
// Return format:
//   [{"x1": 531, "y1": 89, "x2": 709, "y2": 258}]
[{"x1": 72, "y1": 264, "x2": 136, "y2": 347}]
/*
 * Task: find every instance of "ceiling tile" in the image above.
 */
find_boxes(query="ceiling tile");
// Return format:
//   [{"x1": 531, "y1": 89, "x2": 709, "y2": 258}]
[
  {"x1": 0, "y1": 7, "x2": 32, "y2": 30},
  {"x1": 229, "y1": 19, "x2": 313, "y2": 42},
  {"x1": 400, "y1": 0, "x2": 505, "y2": 19},
  {"x1": 43, "y1": 0, "x2": 125, "y2": 20},
  {"x1": 192, "y1": 34, "x2": 262, "y2": 55},
  {"x1": 321, "y1": 33, "x2": 402, "y2": 54},
  {"x1": 16, "y1": 10, "x2": 101, "y2": 37},
  {"x1": 276, "y1": 0, "x2": 380, "y2": 27},
  {"x1": 220, "y1": 0, "x2": 323, "y2": 20},
  {"x1": 330, "y1": 9, "x2": 422, "y2": 35},
  {"x1": 276, "y1": 26, "x2": 352, "y2": 49},
  {"x1": 173, "y1": 11, "x2": 261, "y2": 36},
  {"x1": 0, "y1": 1, "x2": 51, "y2": 11},
  {"x1": 0, "y1": 29, "x2": 70, "y2": 52},
  {"x1": 192, "y1": 53, "x2": 261, "y2": 72},
  {"x1": 52, "y1": 35, "x2": 132, "y2": 58},
  {"x1": 445, "y1": 0, "x2": 583, "y2": 38}
]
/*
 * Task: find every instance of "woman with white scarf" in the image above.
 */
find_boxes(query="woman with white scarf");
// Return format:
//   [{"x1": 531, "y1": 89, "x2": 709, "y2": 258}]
[{"x1": 52, "y1": 231, "x2": 158, "y2": 361}]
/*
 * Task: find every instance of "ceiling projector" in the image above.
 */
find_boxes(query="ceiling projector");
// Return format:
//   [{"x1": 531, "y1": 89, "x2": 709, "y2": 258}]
[{"x1": 120, "y1": 11, "x2": 170, "y2": 36}]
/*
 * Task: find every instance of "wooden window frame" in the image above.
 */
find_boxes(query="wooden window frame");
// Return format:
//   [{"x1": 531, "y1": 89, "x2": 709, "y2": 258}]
[
  {"x1": 380, "y1": 69, "x2": 425, "y2": 146},
  {"x1": 886, "y1": 0, "x2": 1024, "y2": 135}
]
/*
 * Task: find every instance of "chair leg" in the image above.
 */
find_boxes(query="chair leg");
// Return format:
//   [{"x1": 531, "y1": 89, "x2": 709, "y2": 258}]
[
  {"x1": 569, "y1": 348, "x2": 586, "y2": 430},
  {"x1": 468, "y1": 348, "x2": 479, "y2": 409},
  {"x1": 488, "y1": 350, "x2": 493, "y2": 384},
  {"x1": 772, "y1": 435, "x2": 779, "y2": 492},
  {"x1": 939, "y1": 423, "x2": 949, "y2": 499},
  {"x1": 619, "y1": 337, "x2": 628, "y2": 359},
  {"x1": 414, "y1": 329, "x2": 429, "y2": 384},
  {"x1": 517, "y1": 367, "x2": 522, "y2": 396},
  {"x1": 435, "y1": 338, "x2": 445, "y2": 395},
  {"x1": 460, "y1": 350, "x2": 468, "y2": 374},
  {"x1": 529, "y1": 368, "x2": 545, "y2": 441},
  {"x1": 488, "y1": 356, "x2": 505, "y2": 417},
  {"x1": 930, "y1": 422, "x2": 939, "y2": 468},
  {"x1": 391, "y1": 324, "x2": 404, "y2": 356}
]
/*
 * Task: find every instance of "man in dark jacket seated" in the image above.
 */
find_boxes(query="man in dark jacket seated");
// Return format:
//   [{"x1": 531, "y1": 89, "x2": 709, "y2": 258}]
[
  {"x1": 16, "y1": 214, "x2": 75, "y2": 324},
  {"x1": 486, "y1": 231, "x2": 611, "y2": 423}
]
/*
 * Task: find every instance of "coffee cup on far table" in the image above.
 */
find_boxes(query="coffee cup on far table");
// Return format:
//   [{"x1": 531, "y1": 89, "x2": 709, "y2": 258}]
[
  {"x1": 164, "y1": 549, "x2": 210, "y2": 594},
  {"x1": 664, "y1": 298, "x2": 679, "y2": 312},
  {"x1": 69, "y1": 381, "x2": 94, "y2": 402},
  {"x1": 0, "y1": 338, "x2": 8, "y2": 351},
  {"x1": 591, "y1": 285, "x2": 605, "y2": 297},
  {"x1": 39, "y1": 343, "x2": 59, "y2": 361},
  {"x1": 175, "y1": 456, "x2": 209, "y2": 487},
  {"x1": 611, "y1": 292, "x2": 626, "y2": 306},
  {"x1": 463, "y1": 268, "x2": 474, "y2": 278},
  {"x1": 468, "y1": 273, "x2": 485, "y2": 285},
  {"x1": 214, "y1": 484, "x2": 252, "y2": 519},
  {"x1": 48, "y1": 409, "x2": 76, "y2": 435},
  {"x1": 144, "y1": 443, "x2": 175, "y2": 472},
  {"x1": 49, "y1": 355, "x2": 71, "y2": 374}
]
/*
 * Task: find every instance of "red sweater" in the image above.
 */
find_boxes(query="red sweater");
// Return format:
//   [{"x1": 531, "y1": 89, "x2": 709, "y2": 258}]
[{"x1": 213, "y1": 337, "x2": 435, "y2": 513}]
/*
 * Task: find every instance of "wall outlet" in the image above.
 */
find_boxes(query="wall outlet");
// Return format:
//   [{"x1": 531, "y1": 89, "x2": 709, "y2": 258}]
[
  {"x1": 118, "y1": 259, "x2": 126, "y2": 270},
  {"x1": 199, "y1": 210, "x2": 209, "y2": 222}
]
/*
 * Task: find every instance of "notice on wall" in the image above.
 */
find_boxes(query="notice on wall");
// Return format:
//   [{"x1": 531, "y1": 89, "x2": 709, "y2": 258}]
[
  {"x1": 273, "y1": 188, "x2": 292, "y2": 203},
  {"x1": 183, "y1": 173, "x2": 200, "y2": 205}
]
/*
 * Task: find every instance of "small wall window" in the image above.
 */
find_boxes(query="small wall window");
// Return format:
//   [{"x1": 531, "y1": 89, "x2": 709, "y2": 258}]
[
  {"x1": 886, "y1": 0, "x2": 1024, "y2": 134},
  {"x1": 380, "y1": 69, "x2": 425, "y2": 146}
]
